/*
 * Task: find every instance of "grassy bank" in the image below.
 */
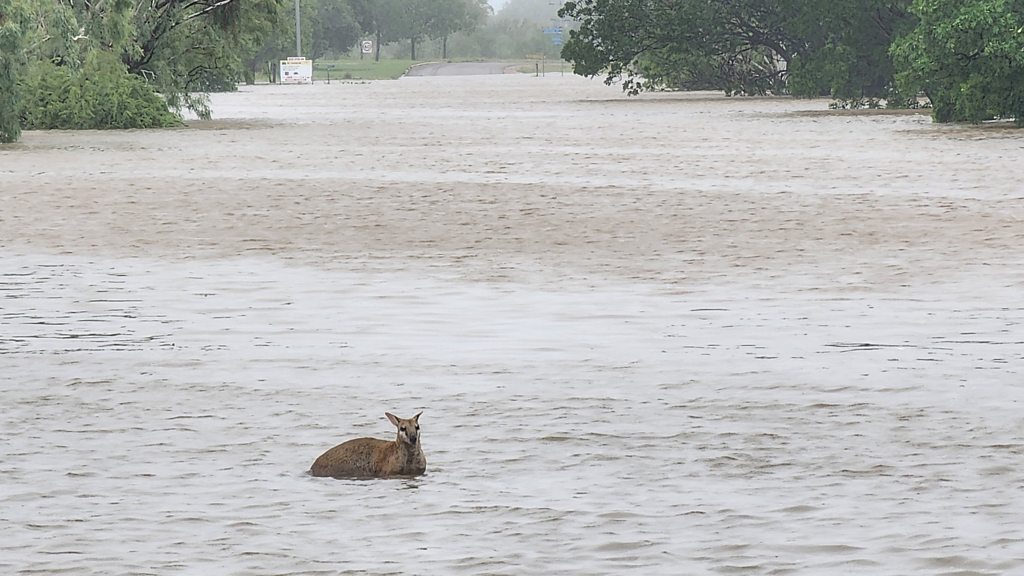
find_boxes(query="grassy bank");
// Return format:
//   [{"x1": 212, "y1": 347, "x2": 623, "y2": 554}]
[
  {"x1": 309, "y1": 59, "x2": 563, "y2": 81},
  {"x1": 312, "y1": 59, "x2": 416, "y2": 81},
  {"x1": 514, "y1": 60, "x2": 570, "y2": 75}
]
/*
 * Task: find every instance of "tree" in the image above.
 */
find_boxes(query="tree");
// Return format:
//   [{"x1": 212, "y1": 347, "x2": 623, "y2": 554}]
[
  {"x1": 3, "y1": 0, "x2": 287, "y2": 141},
  {"x1": 350, "y1": 0, "x2": 409, "y2": 61},
  {"x1": 422, "y1": 0, "x2": 490, "y2": 59},
  {"x1": 451, "y1": 0, "x2": 561, "y2": 60},
  {"x1": 784, "y1": 0, "x2": 917, "y2": 102},
  {"x1": 0, "y1": 0, "x2": 34, "y2": 142},
  {"x1": 126, "y1": 0, "x2": 286, "y2": 115},
  {"x1": 558, "y1": 0, "x2": 916, "y2": 101},
  {"x1": 239, "y1": 0, "x2": 360, "y2": 84},
  {"x1": 559, "y1": 0, "x2": 780, "y2": 94},
  {"x1": 312, "y1": 0, "x2": 362, "y2": 57},
  {"x1": 6, "y1": 0, "x2": 180, "y2": 135},
  {"x1": 405, "y1": 0, "x2": 431, "y2": 60},
  {"x1": 348, "y1": 0, "x2": 487, "y2": 61},
  {"x1": 19, "y1": 51, "x2": 180, "y2": 130},
  {"x1": 892, "y1": 0, "x2": 1024, "y2": 124},
  {"x1": 239, "y1": 1, "x2": 293, "y2": 84}
]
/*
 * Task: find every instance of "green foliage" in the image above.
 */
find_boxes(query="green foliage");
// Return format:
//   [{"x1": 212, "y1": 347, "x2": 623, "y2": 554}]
[
  {"x1": 892, "y1": 0, "x2": 1024, "y2": 124},
  {"x1": 312, "y1": 0, "x2": 363, "y2": 57},
  {"x1": 345, "y1": 0, "x2": 489, "y2": 60},
  {"x1": 781, "y1": 2, "x2": 906, "y2": 96},
  {"x1": 7, "y1": 0, "x2": 488, "y2": 138},
  {"x1": 0, "y1": 0, "x2": 34, "y2": 143},
  {"x1": 3, "y1": 0, "x2": 288, "y2": 138},
  {"x1": 559, "y1": 0, "x2": 793, "y2": 95},
  {"x1": 243, "y1": 0, "x2": 359, "y2": 77},
  {"x1": 18, "y1": 53, "x2": 180, "y2": 130},
  {"x1": 314, "y1": 58, "x2": 414, "y2": 79},
  {"x1": 127, "y1": 0, "x2": 286, "y2": 103},
  {"x1": 0, "y1": 54, "x2": 18, "y2": 142},
  {"x1": 559, "y1": 0, "x2": 916, "y2": 100}
]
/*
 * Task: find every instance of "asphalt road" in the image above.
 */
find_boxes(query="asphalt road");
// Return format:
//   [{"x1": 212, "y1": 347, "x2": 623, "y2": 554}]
[{"x1": 404, "y1": 62, "x2": 511, "y2": 76}]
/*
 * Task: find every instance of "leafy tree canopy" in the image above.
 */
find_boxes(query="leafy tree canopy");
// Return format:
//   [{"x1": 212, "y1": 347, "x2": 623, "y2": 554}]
[
  {"x1": 1, "y1": 0, "x2": 35, "y2": 142},
  {"x1": 892, "y1": 0, "x2": 1024, "y2": 124},
  {"x1": 0, "y1": 0, "x2": 287, "y2": 141},
  {"x1": 19, "y1": 51, "x2": 180, "y2": 130},
  {"x1": 558, "y1": 0, "x2": 917, "y2": 101}
]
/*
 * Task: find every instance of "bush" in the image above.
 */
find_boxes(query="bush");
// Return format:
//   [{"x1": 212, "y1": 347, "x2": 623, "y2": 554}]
[
  {"x1": 0, "y1": 0, "x2": 34, "y2": 143},
  {"x1": 0, "y1": 57, "x2": 21, "y2": 143},
  {"x1": 892, "y1": 0, "x2": 1024, "y2": 125},
  {"x1": 18, "y1": 51, "x2": 181, "y2": 130}
]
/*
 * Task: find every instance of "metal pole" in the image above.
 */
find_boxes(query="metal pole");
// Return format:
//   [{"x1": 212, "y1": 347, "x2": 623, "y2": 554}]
[{"x1": 294, "y1": 0, "x2": 302, "y2": 56}]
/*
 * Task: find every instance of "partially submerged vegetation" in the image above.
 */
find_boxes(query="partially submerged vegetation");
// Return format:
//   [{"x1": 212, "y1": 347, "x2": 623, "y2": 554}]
[
  {"x1": 1, "y1": 0, "x2": 1020, "y2": 143},
  {"x1": 18, "y1": 53, "x2": 181, "y2": 131},
  {"x1": 312, "y1": 59, "x2": 415, "y2": 81},
  {"x1": 559, "y1": 0, "x2": 1024, "y2": 126},
  {"x1": 0, "y1": 0, "x2": 492, "y2": 142}
]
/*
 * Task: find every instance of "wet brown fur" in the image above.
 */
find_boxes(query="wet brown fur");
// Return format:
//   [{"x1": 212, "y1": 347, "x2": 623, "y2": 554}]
[{"x1": 310, "y1": 412, "x2": 425, "y2": 478}]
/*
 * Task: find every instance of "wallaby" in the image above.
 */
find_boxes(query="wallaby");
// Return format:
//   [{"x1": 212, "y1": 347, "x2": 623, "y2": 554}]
[{"x1": 310, "y1": 412, "x2": 426, "y2": 478}]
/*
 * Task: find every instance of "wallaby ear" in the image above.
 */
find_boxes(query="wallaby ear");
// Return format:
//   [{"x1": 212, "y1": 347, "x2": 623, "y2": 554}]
[
  {"x1": 386, "y1": 412, "x2": 400, "y2": 427},
  {"x1": 414, "y1": 411, "x2": 423, "y2": 422}
]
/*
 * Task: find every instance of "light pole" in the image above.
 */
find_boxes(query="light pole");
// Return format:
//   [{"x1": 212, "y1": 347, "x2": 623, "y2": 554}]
[{"x1": 294, "y1": 0, "x2": 302, "y2": 56}]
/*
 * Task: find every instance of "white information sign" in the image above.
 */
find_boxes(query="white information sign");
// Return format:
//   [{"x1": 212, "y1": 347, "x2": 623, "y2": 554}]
[
  {"x1": 280, "y1": 57, "x2": 313, "y2": 84},
  {"x1": 360, "y1": 40, "x2": 373, "y2": 54}
]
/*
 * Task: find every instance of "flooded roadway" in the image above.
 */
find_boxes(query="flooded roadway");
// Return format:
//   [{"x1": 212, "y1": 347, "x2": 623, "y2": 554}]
[{"x1": 1, "y1": 74, "x2": 1023, "y2": 574}]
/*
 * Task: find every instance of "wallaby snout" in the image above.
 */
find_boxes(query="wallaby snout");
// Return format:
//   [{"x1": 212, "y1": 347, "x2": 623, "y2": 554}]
[{"x1": 310, "y1": 411, "x2": 426, "y2": 479}]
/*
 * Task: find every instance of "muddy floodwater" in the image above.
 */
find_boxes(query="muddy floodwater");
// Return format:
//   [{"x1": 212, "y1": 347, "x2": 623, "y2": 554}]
[{"x1": 2, "y1": 74, "x2": 1024, "y2": 575}]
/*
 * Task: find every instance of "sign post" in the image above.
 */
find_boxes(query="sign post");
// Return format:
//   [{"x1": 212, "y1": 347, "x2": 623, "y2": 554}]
[
  {"x1": 294, "y1": 0, "x2": 302, "y2": 56},
  {"x1": 542, "y1": 24, "x2": 565, "y2": 77}
]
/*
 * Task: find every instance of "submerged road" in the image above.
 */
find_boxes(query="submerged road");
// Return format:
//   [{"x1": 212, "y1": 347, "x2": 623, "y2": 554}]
[{"x1": 404, "y1": 62, "x2": 511, "y2": 76}]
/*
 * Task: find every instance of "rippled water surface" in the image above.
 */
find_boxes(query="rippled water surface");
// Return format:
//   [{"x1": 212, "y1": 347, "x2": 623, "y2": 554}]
[{"x1": 2, "y1": 74, "x2": 1024, "y2": 575}]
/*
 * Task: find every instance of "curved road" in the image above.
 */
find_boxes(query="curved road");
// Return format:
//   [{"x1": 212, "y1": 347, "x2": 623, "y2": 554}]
[{"x1": 405, "y1": 62, "x2": 511, "y2": 76}]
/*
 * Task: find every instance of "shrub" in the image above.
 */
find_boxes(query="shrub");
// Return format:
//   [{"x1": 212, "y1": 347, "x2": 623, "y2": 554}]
[{"x1": 19, "y1": 51, "x2": 181, "y2": 130}]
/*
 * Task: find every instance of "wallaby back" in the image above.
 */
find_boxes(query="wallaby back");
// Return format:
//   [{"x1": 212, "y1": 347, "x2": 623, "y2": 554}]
[{"x1": 310, "y1": 412, "x2": 426, "y2": 478}]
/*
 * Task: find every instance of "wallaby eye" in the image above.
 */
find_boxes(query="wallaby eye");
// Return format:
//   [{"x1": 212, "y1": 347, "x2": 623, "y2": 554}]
[{"x1": 400, "y1": 426, "x2": 407, "y2": 432}]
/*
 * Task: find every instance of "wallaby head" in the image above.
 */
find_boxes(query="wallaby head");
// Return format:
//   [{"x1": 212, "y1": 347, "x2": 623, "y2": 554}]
[{"x1": 386, "y1": 411, "x2": 422, "y2": 446}]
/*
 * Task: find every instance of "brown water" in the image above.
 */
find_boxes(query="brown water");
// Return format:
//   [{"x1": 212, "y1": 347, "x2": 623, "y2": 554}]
[{"x1": 1, "y1": 74, "x2": 1023, "y2": 575}]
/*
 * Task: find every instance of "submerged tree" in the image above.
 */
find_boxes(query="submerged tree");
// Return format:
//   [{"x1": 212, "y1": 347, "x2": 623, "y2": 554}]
[
  {"x1": 558, "y1": 0, "x2": 916, "y2": 101},
  {"x1": 0, "y1": 0, "x2": 34, "y2": 142},
  {"x1": 3, "y1": 0, "x2": 287, "y2": 140},
  {"x1": 19, "y1": 51, "x2": 181, "y2": 130},
  {"x1": 786, "y1": 0, "x2": 917, "y2": 103},
  {"x1": 125, "y1": 0, "x2": 286, "y2": 116},
  {"x1": 892, "y1": 0, "x2": 1024, "y2": 124}
]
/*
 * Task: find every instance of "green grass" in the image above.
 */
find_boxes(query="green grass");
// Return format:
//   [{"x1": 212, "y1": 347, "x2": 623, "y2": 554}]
[
  {"x1": 312, "y1": 59, "x2": 416, "y2": 81},
  {"x1": 310, "y1": 58, "x2": 567, "y2": 81},
  {"x1": 515, "y1": 60, "x2": 570, "y2": 75}
]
